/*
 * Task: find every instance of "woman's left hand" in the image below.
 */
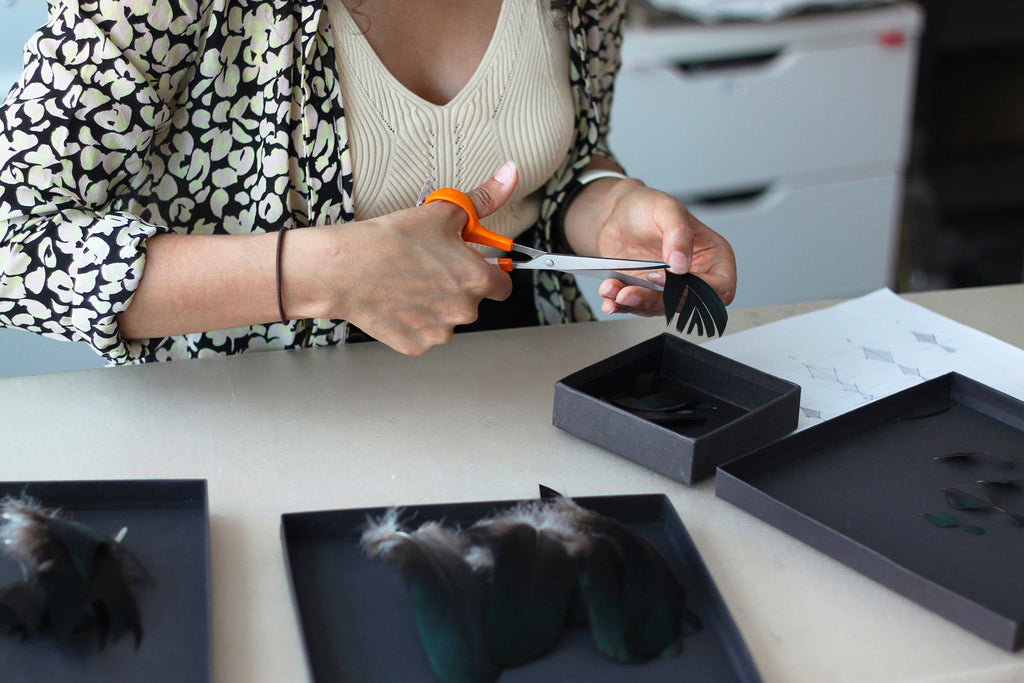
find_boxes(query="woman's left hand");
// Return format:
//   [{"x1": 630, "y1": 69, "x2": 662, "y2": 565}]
[{"x1": 563, "y1": 176, "x2": 737, "y2": 317}]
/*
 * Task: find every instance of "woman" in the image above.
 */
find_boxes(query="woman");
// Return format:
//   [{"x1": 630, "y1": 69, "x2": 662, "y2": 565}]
[{"x1": 0, "y1": 0, "x2": 735, "y2": 363}]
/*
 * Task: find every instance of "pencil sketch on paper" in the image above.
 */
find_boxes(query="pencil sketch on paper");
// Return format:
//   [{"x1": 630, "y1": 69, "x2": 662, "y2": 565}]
[
  {"x1": 912, "y1": 331, "x2": 957, "y2": 353},
  {"x1": 702, "y1": 289, "x2": 1024, "y2": 432}
]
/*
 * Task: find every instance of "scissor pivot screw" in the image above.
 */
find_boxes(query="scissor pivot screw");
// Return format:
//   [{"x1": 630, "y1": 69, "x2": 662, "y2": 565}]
[{"x1": 545, "y1": 258, "x2": 555, "y2": 267}]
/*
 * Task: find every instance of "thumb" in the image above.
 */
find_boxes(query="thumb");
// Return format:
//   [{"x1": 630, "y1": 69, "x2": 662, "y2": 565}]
[{"x1": 465, "y1": 161, "x2": 518, "y2": 219}]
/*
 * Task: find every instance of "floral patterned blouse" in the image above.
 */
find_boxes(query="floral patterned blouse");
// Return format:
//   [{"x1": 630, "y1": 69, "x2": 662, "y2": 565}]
[{"x1": 0, "y1": 0, "x2": 625, "y2": 363}]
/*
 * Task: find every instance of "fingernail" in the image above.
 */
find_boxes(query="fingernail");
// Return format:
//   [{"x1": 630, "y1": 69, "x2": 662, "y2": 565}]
[
  {"x1": 668, "y1": 251, "x2": 689, "y2": 273},
  {"x1": 493, "y1": 161, "x2": 516, "y2": 184},
  {"x1": 617, "y1": 292, "x2": 640, "y2": 307},
  {"x1": 599, "y1": 282, "x2": 614, "y2": 296}
]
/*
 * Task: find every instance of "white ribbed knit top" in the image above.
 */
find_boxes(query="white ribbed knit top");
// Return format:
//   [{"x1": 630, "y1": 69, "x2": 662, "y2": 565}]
[{"x1": 326, "y1": 0, "x2": 574, "y2": 247}]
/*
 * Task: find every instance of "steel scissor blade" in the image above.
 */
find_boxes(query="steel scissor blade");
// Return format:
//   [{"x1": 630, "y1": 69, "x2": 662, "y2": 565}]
[
  {"x1": 512, "y1": 253, "x2": 667, "y2": 273},
  {"x1": 564, "y1": 269, "x2": 663, "y2": 291}
]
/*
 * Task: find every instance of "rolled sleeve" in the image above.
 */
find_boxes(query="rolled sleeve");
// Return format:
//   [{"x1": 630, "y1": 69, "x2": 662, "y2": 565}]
[{"x1": 0, "y1": 0, "x2": 204, "y2": 361}]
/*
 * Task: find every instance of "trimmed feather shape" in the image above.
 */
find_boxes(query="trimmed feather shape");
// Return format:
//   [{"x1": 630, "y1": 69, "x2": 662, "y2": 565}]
[
  {"x1": 0, "y1": 496, "x2": 148, "y2": 650},
  {"x1": 361, "y1": 509, "x2": 499, "y2": 683},
  {"x1": 663, "y1": 272, "x2": 727, "y2": 338}
]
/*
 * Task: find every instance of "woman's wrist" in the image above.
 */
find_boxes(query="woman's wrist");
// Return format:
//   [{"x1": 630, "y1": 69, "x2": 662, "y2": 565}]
[{"x1": 559, "y1": 172, "x2": 642, "y2": 256}]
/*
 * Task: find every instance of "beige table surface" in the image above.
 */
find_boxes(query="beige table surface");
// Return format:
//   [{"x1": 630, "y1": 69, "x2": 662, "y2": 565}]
[{"x1": 2, "y1": 284, "x2": 1023, "y2": 683}]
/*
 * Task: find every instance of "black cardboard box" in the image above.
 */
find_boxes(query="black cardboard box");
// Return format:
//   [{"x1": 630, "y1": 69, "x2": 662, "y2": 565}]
[
  {"x1": 0, "y1": 479, "x2": 211, "y2": 682},
  {"x1": 716, "y1": 373, "x2": 1024, "y2": 651},
  {"x1": 281, "y1": 494, "x2": 762, "y2": 682},
  {"x1": 553, "y1": 334, "x2": 801, "y2": 484}
]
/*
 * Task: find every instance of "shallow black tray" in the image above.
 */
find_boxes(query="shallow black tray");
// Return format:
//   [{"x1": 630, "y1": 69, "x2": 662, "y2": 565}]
[
  {"x1": 553, "y1": 334, "x2": 800, "y2": 484},
  {"x1": 0, "y1": 480, "x2": 211, "y2": 681},
  {"x1": 716, "y1": 373, "x2": 1024, "y2": 651},
  {"x1": 282, "y1": 494, "x2": 761, "y2": 682}
]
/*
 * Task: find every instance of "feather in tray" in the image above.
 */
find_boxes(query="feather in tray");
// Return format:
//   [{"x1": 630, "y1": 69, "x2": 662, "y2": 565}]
[
  {"x1": 0, "y1": 495, "x2": 150, "y2": 651},
  {"x1": 361, "y1": 494, "x2": 702, "y2": 681}
]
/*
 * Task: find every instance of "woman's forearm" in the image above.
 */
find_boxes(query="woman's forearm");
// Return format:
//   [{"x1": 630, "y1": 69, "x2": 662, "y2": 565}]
[{"x1": 117, "y1": 230, "x2": 324, "y2": 339}]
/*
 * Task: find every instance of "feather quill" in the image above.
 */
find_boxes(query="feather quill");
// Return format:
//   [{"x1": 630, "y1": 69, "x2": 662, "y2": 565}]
[{"x1": 361, "y1": 509, "x2": 500, "y2": 683}]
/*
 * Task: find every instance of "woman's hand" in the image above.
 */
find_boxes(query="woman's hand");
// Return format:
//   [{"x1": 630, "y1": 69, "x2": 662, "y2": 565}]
[
  {"x1": 562, "y1": 175, "x2": 737, "y2": 317},
  {"x1": 290, "y1": 163, "x2": 519, "y2": 355},
  {"x1": 120, "y1": 164, "x2": 519, "y2": 356}
]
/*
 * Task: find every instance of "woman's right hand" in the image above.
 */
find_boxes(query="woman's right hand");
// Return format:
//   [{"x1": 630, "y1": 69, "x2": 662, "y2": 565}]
[{"x1": 289, "y1": 162, "x2": 519, "y2": 355}]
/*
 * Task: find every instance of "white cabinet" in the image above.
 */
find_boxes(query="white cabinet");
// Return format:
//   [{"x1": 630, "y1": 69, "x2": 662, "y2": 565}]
[{"x1": 603, "y1": 2, "x2": 923, "y2": 310}]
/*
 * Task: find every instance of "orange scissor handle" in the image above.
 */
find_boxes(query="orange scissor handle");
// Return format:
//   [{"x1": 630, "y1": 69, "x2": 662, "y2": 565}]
[{"x1": 423, "y1": 188, "x2": 514, "y2": 253}]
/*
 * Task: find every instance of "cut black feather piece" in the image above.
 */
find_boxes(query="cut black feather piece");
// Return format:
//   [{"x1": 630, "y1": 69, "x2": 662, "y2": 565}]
[
  {"x1": 605, "y1": 372, "x2": 716, "y2": 426},
  {"x1": 920, "y1": 512, "x2": 959, "y2": 528},
  {"x1": 362, "y1": 510, "x2": 500, "y2": 683},
  {"x1": 612, "y1": 408, "x2": 706, "y2": 425},
  {"x1": 684, "y1": 273, "x2": 728, "y2": 334},
  {"x1": 663, "y1": 272, "x2": 727, "y2": 338},
  {"x1": 943, "y1": 485, "x2": 993, "y2": 510},
  {"x1": 934, "y1": 451, "x2": 991, "y2": 463},
  {"x1": 0, "y1": 496, "x2": 149, "y2": 651}
]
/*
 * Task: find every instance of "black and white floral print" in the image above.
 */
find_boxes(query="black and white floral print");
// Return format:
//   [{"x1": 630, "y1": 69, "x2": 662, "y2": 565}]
[{"x1": 0, "y1": 0, "x2": 625, "y2": 363}]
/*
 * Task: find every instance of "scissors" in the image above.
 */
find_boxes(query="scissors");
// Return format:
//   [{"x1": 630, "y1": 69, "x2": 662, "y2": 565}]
[{"x1": 423, "y1": 187, "x2": 667, "y2": 290}]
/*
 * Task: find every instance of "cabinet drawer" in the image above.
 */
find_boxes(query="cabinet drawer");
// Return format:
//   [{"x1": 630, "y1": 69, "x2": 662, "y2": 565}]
[
  {"x1": 609, "y1": 13, "x2": 920, "y2": 194},
  {"x1": 693, "y1": 173, "x2": 902, "y2": 308}
]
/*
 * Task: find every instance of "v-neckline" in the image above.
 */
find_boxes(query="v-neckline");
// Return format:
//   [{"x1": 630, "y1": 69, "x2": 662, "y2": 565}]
[{"x1": 330, "y1": 0, "x2": 511, "y2": 109}]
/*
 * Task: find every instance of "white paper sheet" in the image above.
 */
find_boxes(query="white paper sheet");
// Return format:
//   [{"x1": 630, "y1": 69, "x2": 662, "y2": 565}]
[
  {"x1": 645, "y1": 0, "x2": 894, "y2": 23},
  {"x1": 704, "y1": 289, "x2": 1024, "y2": 431}
]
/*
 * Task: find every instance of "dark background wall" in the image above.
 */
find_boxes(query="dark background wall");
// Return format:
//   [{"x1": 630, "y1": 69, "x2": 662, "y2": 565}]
[{"x1": 900, "y1": 0, "x2": 1024, "y2": 291}]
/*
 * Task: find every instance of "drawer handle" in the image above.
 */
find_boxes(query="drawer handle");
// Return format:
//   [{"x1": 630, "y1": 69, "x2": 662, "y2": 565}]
[
  {"x1": 672, "y1": 50, "x2": 782, "y2": 77},
  {"x1": 685, "y1": 185, "x2": 771, "y2": 209}
]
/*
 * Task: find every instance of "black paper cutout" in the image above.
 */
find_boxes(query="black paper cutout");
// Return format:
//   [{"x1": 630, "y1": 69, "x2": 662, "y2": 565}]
[
  {"x1": 663, "y1": 273, "x2": 727, "y2": 338},
  {"x1": 604, "y1": 372, "x2": 717, "y2": 426}
]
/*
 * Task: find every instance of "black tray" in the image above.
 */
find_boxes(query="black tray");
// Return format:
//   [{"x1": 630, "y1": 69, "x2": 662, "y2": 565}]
[
  {"x1": 716, "y1": 373, "x2": 1024, "y2": 651},
  {"x1": 281, "y1": 494, "x2": 762, "y2": 682},
  {"x1": 0, "y1": 480, "x2": 211, "y2": 682},
  {"x1": 553, "y1": 334, "x2": 800, "y2": 484}
]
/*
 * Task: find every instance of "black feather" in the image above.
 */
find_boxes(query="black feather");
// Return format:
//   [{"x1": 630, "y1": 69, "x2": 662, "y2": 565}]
[
  {"x1": 465, "y1": 520, "x2": 576, "y2": 668},
  {"x1": 0, "y1": 496, "x2": 149, "y2": 650},
  {"x1": 544, "y1": 497, "x2": 693, "y2": 663},
  {"x1": 362, "y1": 510, "x2": 499, "y2": 683}
]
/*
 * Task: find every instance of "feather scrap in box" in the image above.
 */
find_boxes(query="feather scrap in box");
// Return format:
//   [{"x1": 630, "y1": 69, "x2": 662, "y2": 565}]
[{"x1": 0, "y1": 495, "x2": 150, "y2": 651}]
